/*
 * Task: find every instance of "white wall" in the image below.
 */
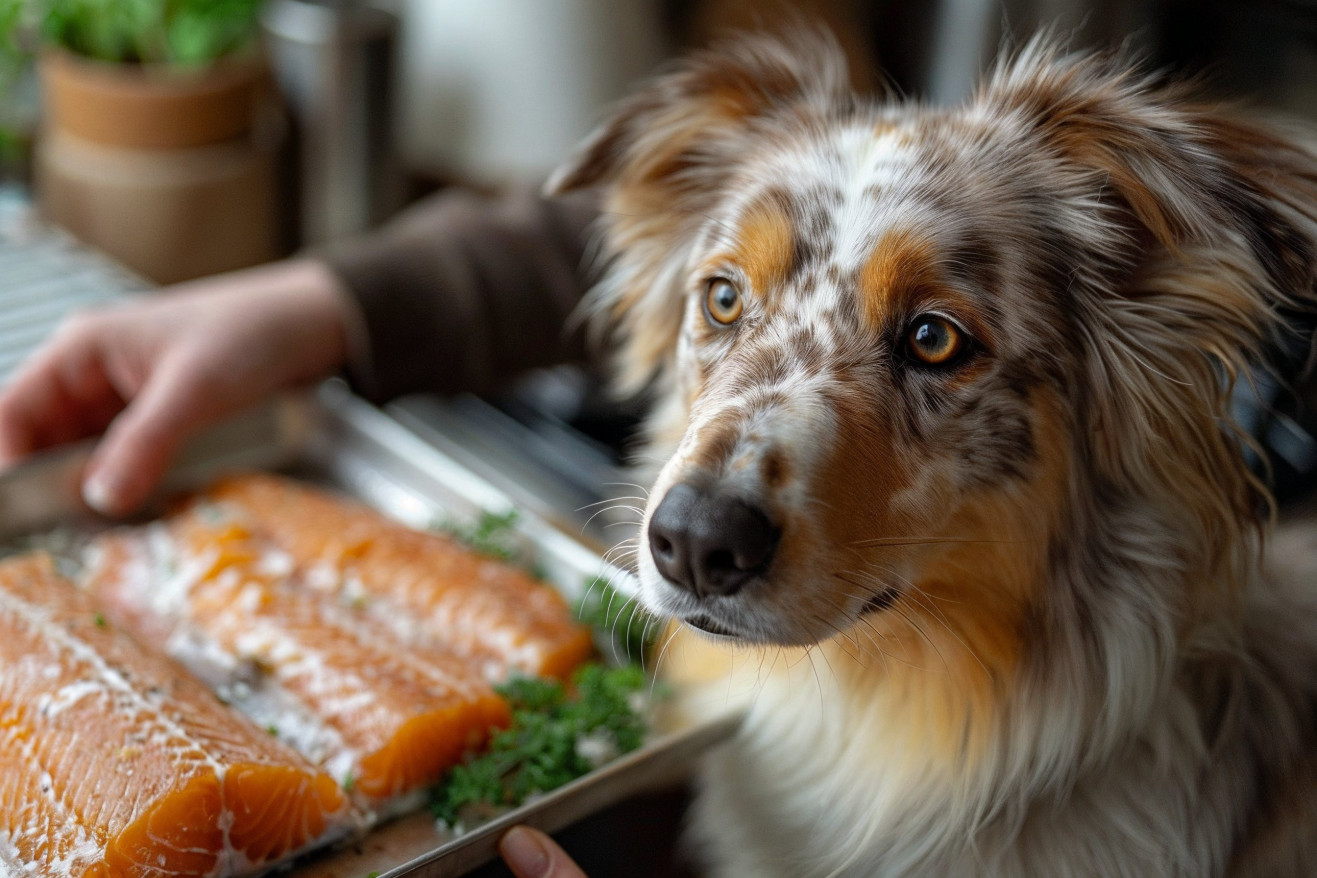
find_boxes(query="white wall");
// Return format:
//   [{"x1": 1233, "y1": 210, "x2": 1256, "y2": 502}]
[{"x1": 395, "y1": 0, "x2": 667, "y2": 184}]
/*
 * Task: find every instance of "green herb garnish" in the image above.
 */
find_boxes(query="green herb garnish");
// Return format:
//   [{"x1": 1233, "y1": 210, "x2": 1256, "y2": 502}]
[
  {"x1": 435, "y1": 509, "x2": 520, "y2": 563},
  {"x1": 429, "y1": 664, "x2": 649, "y2": 826},
  {"x1": 342, "y1": 772, "x2": 355, "y2": 794},
  {"x1": 93, "y1": 611, "x2": 107, "y2": 629},
  {"x1": 575, "y1": 577, "x2": 660, "y2": 666}
]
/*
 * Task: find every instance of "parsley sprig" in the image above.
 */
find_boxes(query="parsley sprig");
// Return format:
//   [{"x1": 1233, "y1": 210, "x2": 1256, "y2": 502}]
[
  {"x1": 435, "y1": 509, "x2": 522, "y2": 563},
  {"x1": 430, "y1": 664, "x2": 648, "y2": 827}
]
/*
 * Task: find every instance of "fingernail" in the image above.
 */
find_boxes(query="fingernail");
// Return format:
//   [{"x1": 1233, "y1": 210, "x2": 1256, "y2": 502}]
[
  {"x1": 499, "y1": 827, "x2": 550, "y2": 878},
  {"x1": 82, "y1": 471, "x2": 121, "y2": 516}
]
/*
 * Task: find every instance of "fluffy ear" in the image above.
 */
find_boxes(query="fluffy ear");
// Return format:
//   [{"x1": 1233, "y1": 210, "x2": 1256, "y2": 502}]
[
  {"x1": 547, "y1": 31, "x2": 850, "y2": 196},
  {"x1": 982, "y1": 40, "x2": 1317, "y2": 584},
  {"x1": 547, "y1": 31, "x2": 852, "y2": 396},
  {"x1": 980, "y1": 39, "x2": 1317, "y2": 316}
]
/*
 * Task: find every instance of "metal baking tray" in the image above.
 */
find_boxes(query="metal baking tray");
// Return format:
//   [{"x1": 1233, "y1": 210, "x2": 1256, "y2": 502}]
[{"x1": 0, "y1": 382, "x2": 742, "y2": 877}]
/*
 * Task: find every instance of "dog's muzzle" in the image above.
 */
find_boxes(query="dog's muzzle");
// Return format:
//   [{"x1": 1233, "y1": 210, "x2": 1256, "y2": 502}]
[{"x1": 647, "y1": 481, "x2": 780, "y2": 598}]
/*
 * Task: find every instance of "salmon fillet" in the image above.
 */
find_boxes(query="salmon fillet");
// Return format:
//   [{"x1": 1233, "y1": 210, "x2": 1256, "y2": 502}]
[
  {"x1": 0, "y1": 553, "x2": 358, "y2": 878},
  {"x1": 83, "y1": 509, "x2": 512, "y2": 805},
  {"x1": 200, "y1": 474, "x2": 594, "y2": 680}
]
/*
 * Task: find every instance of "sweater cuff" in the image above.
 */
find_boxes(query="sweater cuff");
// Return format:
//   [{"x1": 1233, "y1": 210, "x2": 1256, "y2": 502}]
[{"x1": 317, "y1": 187, "x2": 599, "y2": 403}]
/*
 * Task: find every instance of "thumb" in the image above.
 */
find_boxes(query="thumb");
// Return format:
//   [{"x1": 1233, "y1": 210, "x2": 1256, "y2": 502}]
[
  {"x1": 82, "y1": 363, "x2": 215, "y2": 517},
  {"x1": 499, "y1": 827, "x2": 589, "y2": 878}
]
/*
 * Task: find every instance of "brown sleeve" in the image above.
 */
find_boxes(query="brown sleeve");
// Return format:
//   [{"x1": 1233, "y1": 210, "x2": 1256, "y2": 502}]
[{"x1": 320, "y1": 186, "x2": 600, "y2": 403}]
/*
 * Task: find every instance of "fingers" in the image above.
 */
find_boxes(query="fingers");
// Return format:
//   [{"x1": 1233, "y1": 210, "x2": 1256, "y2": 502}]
[
  {"x1": 82, "y1": 355, "x2": 217, "y2": 516},
  {"x1": 499, "y1": 827, "x2": 588, "y2": 878},
  {"x1": 0, "y1": 262, "x2": 355, "y2": 513},
  {"x1": 0, "y1": 319, "x2": 125, "y2": 465}
]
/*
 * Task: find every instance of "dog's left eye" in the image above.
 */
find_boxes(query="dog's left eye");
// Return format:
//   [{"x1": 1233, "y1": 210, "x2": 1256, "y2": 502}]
[
  {"x1": 705, "y1": 279, "x2": 743, "y2": 326},
  {"x1": 906, "y1": 316, "x2": 965, "y2": 366}
]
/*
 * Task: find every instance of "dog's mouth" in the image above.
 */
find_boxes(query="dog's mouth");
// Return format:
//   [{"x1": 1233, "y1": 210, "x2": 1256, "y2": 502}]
[
  {"x1": 682, "y1": 613, "x2": 741, "y2": 638},
  {"x1": 676, "y1": 589, "x2": 899, "y2": 643}
]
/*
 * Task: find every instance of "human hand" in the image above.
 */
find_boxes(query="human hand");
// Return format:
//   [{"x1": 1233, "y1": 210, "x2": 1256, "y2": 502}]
[
  {"x1": 499, "y1": 826, "x2": 588, "y2": 878},
  {"x1": 0, "y1": 258, "x2": 355, "y2": 516}
]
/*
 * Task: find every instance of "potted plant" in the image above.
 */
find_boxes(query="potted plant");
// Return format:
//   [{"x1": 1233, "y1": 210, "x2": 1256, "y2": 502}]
[
  {"x1": 0, "y1": 1, "x2": 34, "y2": 181},
  {"x1": 1, "y1": 0, "x2": 282, "y2": 283}
]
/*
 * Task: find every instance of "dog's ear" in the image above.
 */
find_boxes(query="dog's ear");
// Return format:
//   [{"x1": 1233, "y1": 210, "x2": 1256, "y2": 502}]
[
  {"x1": 982, "y1": 40, "x2": 1317, "y2": 585},
  {"x1": 547, "y1": 32, "x2": 851, "y2": 397},
  {"x1": 546, "y1": 31, "x2": 850, "y2": 197},
  {"x1": 980, "y1": 40, "x2": 1317, "y2": 315}
]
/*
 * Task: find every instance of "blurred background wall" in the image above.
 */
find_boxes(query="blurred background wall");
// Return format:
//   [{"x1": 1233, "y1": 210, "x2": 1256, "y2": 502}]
[
  {"x1": 387, "y1": 0, "x2": 1317, "y2": 187},
  {"x1": 3, "y1": 0, "x2": 1315, "y2": 254}
]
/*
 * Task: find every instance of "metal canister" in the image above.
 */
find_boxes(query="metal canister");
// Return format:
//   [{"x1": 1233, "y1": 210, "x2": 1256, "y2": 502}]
[{"x1": 261, "y1": 0, "x2": 401, "y2": 245}]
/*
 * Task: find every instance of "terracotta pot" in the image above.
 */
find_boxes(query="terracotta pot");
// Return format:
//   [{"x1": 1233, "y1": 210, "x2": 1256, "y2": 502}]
[
  {"x1": 35, "y1": 49, "x2": 285, "y2": 284},
  {"x1": 40, "y1": 49, "x2": 268, "y2": 150}
]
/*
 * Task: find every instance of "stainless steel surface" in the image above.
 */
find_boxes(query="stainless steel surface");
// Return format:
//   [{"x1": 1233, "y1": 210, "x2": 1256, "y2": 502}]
[
  {"x1": 389, "y1": 393, "x2": 629, "y2": 555},
  {"x1": 0, "y1": 382, "x2": 741, "y2": 877},
  {"x1": 300, "y1": 710, "x2": 740, "y2": 878},
  {"x1": 0, "y1": 187, "x2": 146, "y2": 383},
  {"x1": 262, "y1": 0, "x2": 403, "y2": 244}
]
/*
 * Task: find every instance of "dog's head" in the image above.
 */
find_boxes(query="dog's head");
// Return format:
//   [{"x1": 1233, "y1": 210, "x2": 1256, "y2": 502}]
[{"x1": 551, "y1": 35, "x2": 1317, "y2": 677}]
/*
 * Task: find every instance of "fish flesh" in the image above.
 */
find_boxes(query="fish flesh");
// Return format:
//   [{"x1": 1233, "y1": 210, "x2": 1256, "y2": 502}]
[
  {"x1": 0, "y1": 553, "x2": 358, "y2": 878},
  {"x1": 199, "y1": 474, "x2": 593, "y2": 680},
  {"x1": 82, "y1": 507, "x2": 512, "y2": 805}
]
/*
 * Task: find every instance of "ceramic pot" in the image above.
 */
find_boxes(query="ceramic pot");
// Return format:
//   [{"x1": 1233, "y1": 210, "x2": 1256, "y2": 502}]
[{"x1": 35, "y1": 50, "x2": 283, "y2": 283}]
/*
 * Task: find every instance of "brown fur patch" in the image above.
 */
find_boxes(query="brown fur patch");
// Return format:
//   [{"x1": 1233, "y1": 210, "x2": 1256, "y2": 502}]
[
  {"x1": 761, "y1": 450, "x2": 789, "y2": 488},
  {"x1": 858, "y1": 228, "x2": 941, "y2": 330},
  {"x1": 684, "y1": 419, "x2": 743, "y2": 475},
  {"x1": 821, "y1": 391, "x2": 1066, "y2": 758},
  {"x1": 730, "y1": 198, "x2": 797, "y2": 295},
  {"x1": 1055, "y1": 128, "x2": 1183, "y2": 252}
]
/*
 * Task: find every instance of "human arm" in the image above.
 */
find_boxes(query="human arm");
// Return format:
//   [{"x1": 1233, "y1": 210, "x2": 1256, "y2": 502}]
[
  {"x1": 0, "y1": 187, "x2": 599, "y2": 515},
  {"x1": 0, "y1": 258, "x2": 353, "y2": 515}
]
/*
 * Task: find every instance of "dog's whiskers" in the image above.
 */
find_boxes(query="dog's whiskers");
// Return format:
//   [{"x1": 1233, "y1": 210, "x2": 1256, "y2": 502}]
[
  {"x1": 577, "y1": 496, "x2": 647, "y2": 511},
  {"x1": 599, "y1": 481, "x2": 651, "y2": 498},
  {"x1": 845, "y1": 563, "x2": 990, "y2": 680},
  {"x1": 582, "y1": 502, "x2": 645, "y2": 532},
  {"x1": 801, "y1": 637, "x2": 830, "y2": 715}
]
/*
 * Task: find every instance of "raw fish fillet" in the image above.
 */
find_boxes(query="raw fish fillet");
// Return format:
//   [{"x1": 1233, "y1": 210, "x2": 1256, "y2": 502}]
[
  {"x1": 83, "y1": 509, "x2": 512, "y2": 805},
  {"x1": 201, "y1": 474, "x2": 594, "y2": 680},
  {"x1": 0, "y1": 554, "x2": 358, "y2": 878}
]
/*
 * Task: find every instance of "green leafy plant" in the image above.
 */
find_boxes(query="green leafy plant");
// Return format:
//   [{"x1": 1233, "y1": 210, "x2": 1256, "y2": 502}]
[
  {"x1": 0, "y1": 0, "x2": 27, "y2": 165},
  {"x1": 430, "y1": 664, "x2": 650, "y2": 827},
  {"x1": 1, "y1": 0, "x2": 264, "y2": 67},
  {"x1": 0, "y1": 0, "x2": 21, "y2": 73}
]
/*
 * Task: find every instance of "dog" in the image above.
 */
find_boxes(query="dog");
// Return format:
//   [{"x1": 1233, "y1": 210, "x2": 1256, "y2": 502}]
[{"x1": 547, "y1": 31, "x2": 1317, "y2": 877}]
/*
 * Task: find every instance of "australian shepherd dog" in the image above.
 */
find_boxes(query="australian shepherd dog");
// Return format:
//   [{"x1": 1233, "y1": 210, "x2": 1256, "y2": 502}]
[{"x1": 548, "y1": 31, "x2": 1317, "y2": 877}]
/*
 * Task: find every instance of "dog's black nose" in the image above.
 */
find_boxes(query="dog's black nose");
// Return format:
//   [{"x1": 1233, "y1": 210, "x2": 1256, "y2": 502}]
[{"x1": 648, "y1": 482, "x2": 778, "y2": 597}]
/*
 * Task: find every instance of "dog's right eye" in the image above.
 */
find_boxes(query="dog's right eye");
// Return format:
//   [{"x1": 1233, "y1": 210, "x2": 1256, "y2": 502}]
[
  {"x1": 705, "y1": 279, "x2": 743, "y2": 326},
  {"x1": 906, "y1": 315, "x2": 966, "y2": 366}
]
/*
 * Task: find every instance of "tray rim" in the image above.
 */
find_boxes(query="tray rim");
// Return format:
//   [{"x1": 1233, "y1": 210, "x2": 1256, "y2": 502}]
[{"x1": 0, "y1": 384, "x2": 743, "y2": 878}]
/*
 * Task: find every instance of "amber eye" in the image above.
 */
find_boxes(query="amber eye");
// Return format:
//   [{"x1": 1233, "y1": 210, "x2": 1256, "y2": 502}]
[
  {"x1": 705, "y1": 278, "x2": 743, "y2": 326},
  {"x1": 906, "y1": 315, "x2": 964, "y2": 365}
]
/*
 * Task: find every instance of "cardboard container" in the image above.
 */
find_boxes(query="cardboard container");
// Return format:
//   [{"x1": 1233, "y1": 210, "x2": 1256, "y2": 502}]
[
  {"x1": 35, "y1": 50, "x2": 283, "y2": 283},
  {"x1": 36, "y1": 130, "x2": 278, "y2": 285}
]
